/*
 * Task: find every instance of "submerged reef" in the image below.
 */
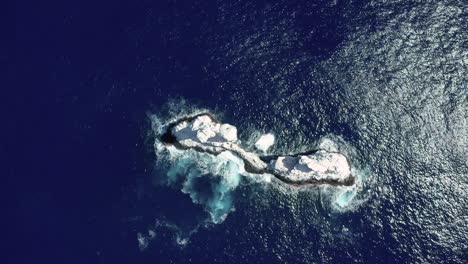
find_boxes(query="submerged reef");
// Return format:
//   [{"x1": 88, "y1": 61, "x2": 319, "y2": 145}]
[{"x1": 161, "y1": 113, "x2": 355, "y2": 186}]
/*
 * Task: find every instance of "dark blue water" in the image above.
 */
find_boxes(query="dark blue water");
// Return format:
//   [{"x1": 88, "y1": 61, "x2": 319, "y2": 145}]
[{"x1": 11, "y1": 0, "x2": 467, "y2": 263}]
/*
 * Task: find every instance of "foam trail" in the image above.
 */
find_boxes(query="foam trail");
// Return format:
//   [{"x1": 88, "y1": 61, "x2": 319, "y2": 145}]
[
  {"x1": 335, "y1": 187, "x2": 358, "y2": 208},
  {"x1": 165, "y1": 148, "x2": 244, "y2": 223},
  {"x1": 150, "y1": 105, "x2": 246, "y2": 224},
  {"x1": 147, "y1": 103, "x2": 367, "y2": 250},
  {"x1": 332, "y1": 166, "x2": 370, "y2": 210},
  {"x1": 146, "y1": 102, "x2": 247, "y2": 247}
]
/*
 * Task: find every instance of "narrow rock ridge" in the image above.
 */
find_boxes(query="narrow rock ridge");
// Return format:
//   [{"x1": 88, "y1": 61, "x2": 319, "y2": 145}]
[{"x1": 161, "y1": 113, "x2": 355, "y2": 186}]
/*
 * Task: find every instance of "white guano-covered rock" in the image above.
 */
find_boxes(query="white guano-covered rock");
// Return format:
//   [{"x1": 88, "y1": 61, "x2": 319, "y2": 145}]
[
  {"x1": 169, "y1": 114, "x2": 353, "y2": 185},
  {"x1": 219, "y1": 124, "x2": 237, "y2": 142},
  {"x1": 171, "y1": 115, "x2": 267, "y2": 172},
  {"x1": 172, "y1": 115, "x2": 238, "y2": 144},
  {"x1": 255, "y1": 133, "x2": 275, "y2": 152},
  {"x1": 270, "y1": 150, "x2": 351, "y2": 183}
]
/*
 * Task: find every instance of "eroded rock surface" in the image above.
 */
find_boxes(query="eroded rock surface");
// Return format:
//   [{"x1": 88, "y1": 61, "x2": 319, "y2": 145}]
[
  {"x1": 165, "y1": 114, "x2": 354, "y2": 186},
  {"x1": 270, "y1": 151, "x2": 352, "y2": 185}
]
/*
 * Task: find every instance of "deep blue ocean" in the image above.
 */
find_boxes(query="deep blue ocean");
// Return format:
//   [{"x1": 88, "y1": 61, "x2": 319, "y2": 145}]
[{"x1": 11, "y1": 0, "x2": 467, "y2": 263}]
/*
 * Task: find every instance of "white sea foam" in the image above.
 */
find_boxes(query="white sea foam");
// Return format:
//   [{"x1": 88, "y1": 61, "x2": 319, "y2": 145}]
[
  {"x1": 137, "y1": 232, "x2": 149, "y2": 251},
  {"x1": 148, "y1": 104, "x2": 367, "y2": 247},
  {"x1": 331, "y1": 165, "x2": 370, "y2": 211}
]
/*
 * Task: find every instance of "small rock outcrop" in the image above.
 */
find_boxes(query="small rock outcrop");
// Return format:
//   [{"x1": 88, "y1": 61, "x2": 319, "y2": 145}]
[
  {"x1": 270, "y1": 151, "x2": 352, "y2": 185},
  {"x1": 164, "y1": 114, "x2": 355, "y2": 186}
]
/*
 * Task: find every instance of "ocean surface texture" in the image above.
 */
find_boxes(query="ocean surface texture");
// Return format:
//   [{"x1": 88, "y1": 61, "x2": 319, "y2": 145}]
[{"x1": 12, "y1": 0, "x2": 467, "y2": 263}]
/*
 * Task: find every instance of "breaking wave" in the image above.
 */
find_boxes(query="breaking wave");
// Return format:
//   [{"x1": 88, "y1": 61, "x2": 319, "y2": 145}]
[
  {"x1": 145, "y1": 100, "x2": 369, "y2": 247},
  {"x1": 166, "y1": 149, "x2": 243, "y2": 223}
]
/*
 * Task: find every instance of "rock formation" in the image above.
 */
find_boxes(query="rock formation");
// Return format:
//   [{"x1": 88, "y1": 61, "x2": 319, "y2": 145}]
[{"x1": 162, "y1": 113, "x2": 355, "y2": 186}]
